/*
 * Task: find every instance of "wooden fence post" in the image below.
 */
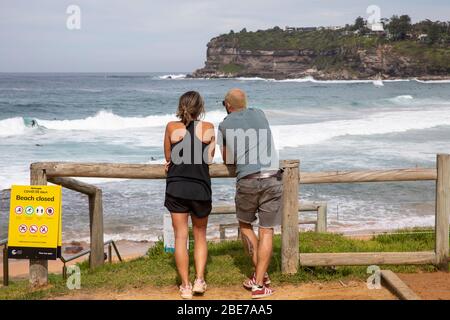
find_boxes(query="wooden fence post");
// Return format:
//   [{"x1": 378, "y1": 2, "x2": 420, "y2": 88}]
[
  {"x1": 436, "y1": 154, "x2": 450, "y2": 271},
  {"x1": 29, "y1": 165, "x2": 48, "y2": 286},
  {"x1": 219, "y1": 225, "x2": 226, "y2": 242},
  {"x1": 89, "y1": 189, "x2": 104, "y2": 269},
  {"x1": 281, "y1": 160, "x2": 300, "y2": 274},
  {"x1": 317, "y1": 204, "x2": 327, "y2": 233}
]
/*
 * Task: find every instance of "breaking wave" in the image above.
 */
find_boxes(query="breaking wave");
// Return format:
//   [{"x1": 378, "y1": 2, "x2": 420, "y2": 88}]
[
  {"x1": 273, "y1": 108, "x2": 450, "y2": 147},
  {"x1": 0, "y1": 110, "x2": 227, "y2": 136},
  {"x1": 158, "y1": 74, "x2": 187, "y2": 80}
]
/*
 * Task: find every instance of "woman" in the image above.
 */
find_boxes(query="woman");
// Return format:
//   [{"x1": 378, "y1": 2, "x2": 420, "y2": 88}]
[{"x1": 164, "y1": 91, "x2": 215, "y2": 299}]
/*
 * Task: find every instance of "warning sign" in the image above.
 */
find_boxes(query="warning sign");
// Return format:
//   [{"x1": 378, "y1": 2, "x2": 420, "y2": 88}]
[{"x1": 7, "y1": 185, "x2": 62, "y2": 260}]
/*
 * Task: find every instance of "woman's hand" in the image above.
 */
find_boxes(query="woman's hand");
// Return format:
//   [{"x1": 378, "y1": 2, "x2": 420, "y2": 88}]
[{"x1": 164, "y1": 161, "x2": 171, "y2": 173}]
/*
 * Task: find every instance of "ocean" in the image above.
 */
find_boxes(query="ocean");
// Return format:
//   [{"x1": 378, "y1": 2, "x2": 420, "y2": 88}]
[{"x1": 1, "y1": 73, "x2": 450, "y2": 242}]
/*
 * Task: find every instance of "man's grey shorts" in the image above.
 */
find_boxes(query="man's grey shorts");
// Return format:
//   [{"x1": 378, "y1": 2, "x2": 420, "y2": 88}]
[{"x1": 235, "y1": 177, "x2": 283, "y2": 228}]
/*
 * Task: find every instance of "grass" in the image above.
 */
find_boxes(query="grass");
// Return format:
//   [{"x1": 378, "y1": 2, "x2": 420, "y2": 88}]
[{"x1": 0, "y1": 228, "x2": 447, "y2": 300}]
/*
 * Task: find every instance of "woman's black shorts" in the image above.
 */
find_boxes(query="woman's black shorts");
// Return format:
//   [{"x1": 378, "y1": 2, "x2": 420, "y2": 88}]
[{"x1": 164, "y1": 193, "x2": 211, "y2": 218}]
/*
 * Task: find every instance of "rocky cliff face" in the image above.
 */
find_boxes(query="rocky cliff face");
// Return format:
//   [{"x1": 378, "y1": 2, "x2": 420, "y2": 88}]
[{"x1": 192, "y1": 36, "x2": 439, "y2": 80}]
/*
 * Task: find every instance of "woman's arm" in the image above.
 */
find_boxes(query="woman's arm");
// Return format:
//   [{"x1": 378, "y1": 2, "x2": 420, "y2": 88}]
[
  {"x1": 201, "y1": 122, "x2": 215, "y2": 164},
  {"x1": 164, "y1": 123, "x2": 172, "y2": 170}
]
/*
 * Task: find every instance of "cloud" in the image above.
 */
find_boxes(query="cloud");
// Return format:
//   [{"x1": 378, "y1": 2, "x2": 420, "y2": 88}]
[{"x1": 0, "y1": 0, "x2": 449, "y2": 72}]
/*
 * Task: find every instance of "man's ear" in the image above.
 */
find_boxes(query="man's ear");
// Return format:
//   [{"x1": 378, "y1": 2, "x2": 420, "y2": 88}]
[{"x1": 225, "y1": 102, "x2": 232, "y2": 114}]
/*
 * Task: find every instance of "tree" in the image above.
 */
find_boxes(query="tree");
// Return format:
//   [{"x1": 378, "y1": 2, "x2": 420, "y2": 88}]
[
  {"x1": 353, "y1": 16, "x2": 366, "y2": 31},
  {"x1": 428, "y1": 23, "x2": 441, "y2": 44},
  {"x1": 413, "y1": 19, "x2": 432, "y2": 35},
  {"x1": 388, "y1": 14, "x2": 411, "y2": 40},
  {"x1": 381, "y1": 18, "x2": 390, "y2": 29}
]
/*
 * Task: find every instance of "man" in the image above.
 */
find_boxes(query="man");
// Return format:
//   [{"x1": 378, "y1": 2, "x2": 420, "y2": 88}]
[{"x1": 218, "y1": 88, "x2": 282, "y2": 299}]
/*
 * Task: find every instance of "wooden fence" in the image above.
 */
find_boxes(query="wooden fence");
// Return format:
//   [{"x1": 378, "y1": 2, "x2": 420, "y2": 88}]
[
  {"x1": 27, "y1": 156, "x2": 449, "y2": 286},
  {"x1": 212, "y1": 201, "x2": 327, "y2": 241}
]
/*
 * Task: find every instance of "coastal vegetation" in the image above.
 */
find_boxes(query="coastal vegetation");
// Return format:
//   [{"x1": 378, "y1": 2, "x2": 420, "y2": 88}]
[
  {"x1": 193, "y1": 15, "x2": 450, "y2": 79},
  {"x1": 1, "y1": 228, "x2": 447, "y2": 300},
  {"x1": 219, "y1": 15, "x2": 450, "y2": 50}
]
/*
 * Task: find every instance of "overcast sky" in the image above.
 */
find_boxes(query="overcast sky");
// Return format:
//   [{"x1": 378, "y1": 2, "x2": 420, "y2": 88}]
[{"x1": 0, "y1": 0, "x2": 449, "y2": 72}]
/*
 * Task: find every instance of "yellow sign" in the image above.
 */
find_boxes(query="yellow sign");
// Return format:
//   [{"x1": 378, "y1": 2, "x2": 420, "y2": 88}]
[{"x1": 8, "y1": 185, "x2": 62, "y2": 260}]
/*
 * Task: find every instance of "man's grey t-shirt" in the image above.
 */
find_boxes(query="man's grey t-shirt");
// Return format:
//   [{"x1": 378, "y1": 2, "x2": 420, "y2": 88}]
[{"x1": 218, "y1": 108, "x2": 279, "y2": 180}]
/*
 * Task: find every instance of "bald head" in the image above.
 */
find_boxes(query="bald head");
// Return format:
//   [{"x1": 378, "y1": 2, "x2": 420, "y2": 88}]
[{"x1": 224, "y1": 88, "x2": 247, "y2": 111}]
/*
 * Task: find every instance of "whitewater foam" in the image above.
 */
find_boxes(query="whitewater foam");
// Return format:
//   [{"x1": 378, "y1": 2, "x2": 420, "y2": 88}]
[
  {"x1": 3, "y1": 105, "x2": 450, "y2": 149},
  {"x1": 388, "y1": 95, "x2": 414, "y2": 104},
  {"x1": 159, "y1": 74, "x2": 186, "y2": 80},
  {"x1": 0, "y1": 117, "x2": 30, "y2": 137},
  {"x1": 236, "y1": 76, "x2": 388, "y2": 85},
  {"x1": 35, "y1": 110, "x2": 224, "y2": 131},
  {"x1": 383, "y1": 79, "x2": 411, "y2": 82},
  {"x1": 36, "y1": 110, "x2": 176, "y2": 131},
  {"x1": 230, "y1": 76, "x2": 450, "y2": 85},
  {"x1": 273, "y1": 108, "x2": 450, "y2": 148},
  {"x1": 0, "y1": 109, "x2": 229, "y2": 139},
  {"x1": 414, "y1": 78, "x2": 450, "y2": 84},
  {"x1": 373, "y1": 79, "x2": 384, "y2": 87},
  {"x1": 236, "y1": 77, "x2": 270, "y2": 81}
]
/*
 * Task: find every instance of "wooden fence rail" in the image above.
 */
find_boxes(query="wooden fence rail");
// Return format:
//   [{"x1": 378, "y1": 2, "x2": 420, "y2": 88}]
[
  {"x1": 27, "y1": 156, "x2": 449, "y2": 286},
  {"x1": 33, "y1": 162, "x2": 436, "y2": 183},
  {"x1": 47, "y1": 177, "x2": 104, "y2": 270},
  {"x1": 212, "y1": 201, "x2": 327, "y2": 234}
]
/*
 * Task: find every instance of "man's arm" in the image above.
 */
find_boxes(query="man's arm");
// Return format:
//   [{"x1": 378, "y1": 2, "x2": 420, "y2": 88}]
[
  {"x1": 221, "y1": 146, "x2": 228, "y2": 164},
  {"x1": 218, "y1": 124, "x2": 233, "y2": 165}
]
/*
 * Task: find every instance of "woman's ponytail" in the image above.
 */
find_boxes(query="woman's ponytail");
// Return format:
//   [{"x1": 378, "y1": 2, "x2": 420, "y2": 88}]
[{"x1": 176, "y1": 91, "x2": 205, "y2": 125}]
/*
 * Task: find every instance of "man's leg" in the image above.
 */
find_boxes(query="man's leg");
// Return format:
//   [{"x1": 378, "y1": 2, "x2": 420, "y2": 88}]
[
  {"x1": 254, "y1": 227, "x2": 274, "y2": 285},
  {"x1": 239, "y1": 221, "x2": 258, "y2": 267},
  {"x1": 254, "y1": 177, "x2": 282, "y2": 286}
]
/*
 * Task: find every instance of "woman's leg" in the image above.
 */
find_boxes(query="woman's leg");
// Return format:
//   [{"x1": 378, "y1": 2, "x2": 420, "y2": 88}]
[
  {"x1": 171, "y1": 213, "x2": 190, "y2": 286},
  {"x1": 191, "y1": 214, "x2": 208, "y2": 280}
]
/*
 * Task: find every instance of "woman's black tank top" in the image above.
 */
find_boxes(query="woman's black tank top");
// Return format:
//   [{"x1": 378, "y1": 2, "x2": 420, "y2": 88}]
[{"x1": 165, "y1": 121, "x2": 212, "y2": 201}]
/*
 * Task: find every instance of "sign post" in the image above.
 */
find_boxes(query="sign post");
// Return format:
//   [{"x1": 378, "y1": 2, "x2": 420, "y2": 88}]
[{"x1": 8, "y1": 185, "x2": 62, "y2": 260}]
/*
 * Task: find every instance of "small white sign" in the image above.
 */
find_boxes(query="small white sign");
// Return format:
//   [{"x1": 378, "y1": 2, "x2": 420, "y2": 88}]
[
  {"x1": 163, "y1": 212, "x2": 175, "y2": 253},
  {"x1": 163, "y1": 212, "x2": 188, "y2": 253}
]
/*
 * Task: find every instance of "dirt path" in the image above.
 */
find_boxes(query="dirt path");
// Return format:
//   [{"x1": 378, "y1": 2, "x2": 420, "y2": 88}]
[
  {"x1": 398, "y1": 272, "x2": 450, "y2": 300},
  {"x1": 51, "y1": 280, "x2": 397, "y2": 300}
]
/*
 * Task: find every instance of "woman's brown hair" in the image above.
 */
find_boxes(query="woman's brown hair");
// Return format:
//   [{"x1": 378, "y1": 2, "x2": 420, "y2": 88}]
[{"x1": 176, "y1": 91, "x2": 205, "y2": 125}]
